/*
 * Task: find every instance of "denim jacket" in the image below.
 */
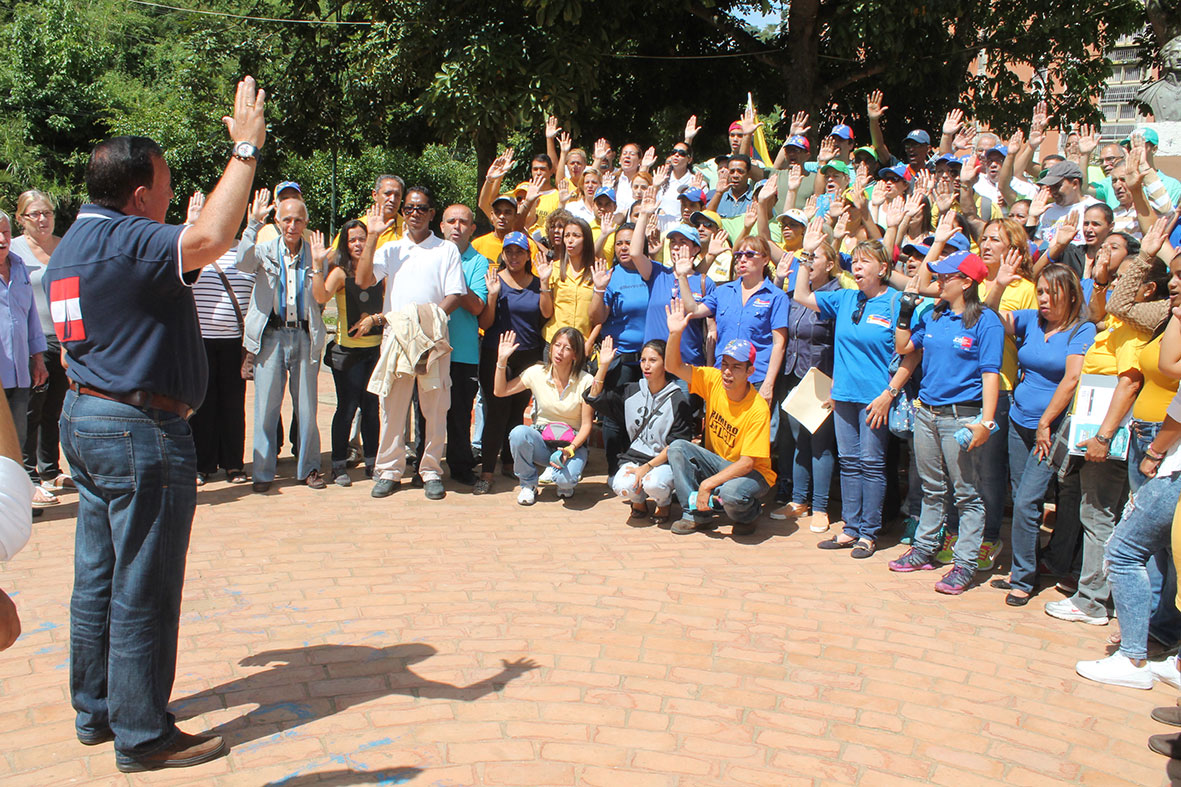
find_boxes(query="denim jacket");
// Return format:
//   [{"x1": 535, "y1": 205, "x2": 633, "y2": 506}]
[{"x1": 236, "y1": 221, "x2": 327, "y2": 361}]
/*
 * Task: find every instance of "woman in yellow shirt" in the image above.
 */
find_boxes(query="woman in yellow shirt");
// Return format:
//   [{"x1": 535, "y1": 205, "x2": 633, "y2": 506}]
[{"x1": 541, "y1": 217, "x2": 600, "y2": 354}]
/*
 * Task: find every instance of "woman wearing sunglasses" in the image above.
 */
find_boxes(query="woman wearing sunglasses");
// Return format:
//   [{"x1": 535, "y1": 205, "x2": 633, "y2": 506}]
[
  {"x1": 794, "y1": 226, "x2": 917, "y2": 559},
  {"x1": 888, "y1": 251, "x2": 1002, "y2": 594}
]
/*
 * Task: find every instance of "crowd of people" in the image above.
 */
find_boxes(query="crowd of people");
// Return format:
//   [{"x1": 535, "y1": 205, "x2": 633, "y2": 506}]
[{"x1": 4, "y1": 76, "x2": 1181, "y2": 769}]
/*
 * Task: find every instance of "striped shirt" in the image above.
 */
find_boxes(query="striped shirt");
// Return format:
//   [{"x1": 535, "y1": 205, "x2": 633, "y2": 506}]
[{"x1": 193, "y1": 247, "x2": 254, "y2": 339}]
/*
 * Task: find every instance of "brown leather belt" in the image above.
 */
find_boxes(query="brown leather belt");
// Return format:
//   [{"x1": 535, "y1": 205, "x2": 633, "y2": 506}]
[{"x1": 69, "y1": 382, "x2": 194, "y2": 420}]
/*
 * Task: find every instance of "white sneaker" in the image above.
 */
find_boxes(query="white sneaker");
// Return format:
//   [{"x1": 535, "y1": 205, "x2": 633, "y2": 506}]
[
  {"x1": 1151, "y1": 656, "x2": 1181, "y2": 689},
  {"x1": 1075, "y1": 653, "x2": 1153, "y2": 689},
  {"x1": 517, "y1": 487, "x2": 536, "y2": 506},
  {"x1": 1044, "y1": 598, "x2": 1109, "y2": 626},
  {"x1": 556, "y1": 487, "x2": 574, "y2": 500},
  {"x1": 538, "y1": 466, "x2": 555, "y2": 486}
]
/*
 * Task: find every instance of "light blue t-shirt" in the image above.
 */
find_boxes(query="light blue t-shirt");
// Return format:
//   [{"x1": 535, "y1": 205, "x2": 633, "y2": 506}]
[
  {"x1": 1010, "y1": 310, "x2": 1096, "y2": 429},
  {"x1": 601, "y1": 263, "x2": 650, "y2": 354},
  {"x1": 449, "y1": 245, "x2": 490, "y2": 365},
  {"x1": 815, "y1": 288, "x2": 902, "y2": 404}
]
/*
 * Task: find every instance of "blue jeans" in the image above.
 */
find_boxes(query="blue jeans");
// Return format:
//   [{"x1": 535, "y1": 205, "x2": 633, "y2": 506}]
[
  {"x1": 1129, "y1": 419, "x2": 1162, "y2": 494},
  {"x1": 832, "y1": 400, "x2": 890, "y2": 541},
  {"x1": 978, "y1": 392, "x2": 1011, "y2": 542},
  {"x1": 252, "y1": 327, "x2": 321, "y2": 482},
  {"x1": 912, "y1": 406, "x2": 986, "y2": 572},
  {"x1": 784, "y1": 411, "x2": 835, "y2": 512},
  {"x1": 61, "y1": 389, "x2": 197, "y2": 759},
  {"x1": 667, "y1": 439, "x2": 770, "y2": 525},
  {"x1": 1125, "y1": 419, "x2": 1181, "y2": 644},
  {"x1": 1008, "y1": 422, "x2": 1058, "y2": 593},
  {"x1": 509, "y1": 424, "x2": 587, "y2": 493},
  {"x1": 1106, "y1": 472, "x2": 1181, "y2": 660}
]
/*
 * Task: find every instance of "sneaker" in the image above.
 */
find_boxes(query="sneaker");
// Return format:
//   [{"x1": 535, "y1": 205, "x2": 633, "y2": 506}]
[
  {"x1": 977, "y1": 539, "x2": 1003, "y2": 571},
  {"x1": 1075, "y1": 653, "x2": 1153, "y2": 689},
  {"x1": 472, "y1": 478, "x2": 492, "y2": 495},
  {"x1": 934, "y1": 565, "x2": 976, "y2": 595},
  {"x1": 899, "y1": 516, "x2": 919, "y2": 546},
  {"x1": 538, "y1": 466, "x2": 556, "y2": 486},
  {"x1": 333, "y1": 472, "x2": 352, "y2": 487},
  {"x1": 809, "y1": 511, "x2": 831, "y2": 534},
  {"x1": 371, "y1": 478, "x2": 397, "y2": 498},
  {"x1": 115, "y1": 731, "x2": 226, "y2": 773},
  {"x1": 888, "y1": 548, "x2": 938, "y2": 573},
  {"x1": 769, "y1": 502, "x2": 808, "y2": 521},
  {"x1": 555, "y1": 487, "x2": 574, "y2": 500},
  {"x1": 935, "y1": 529, "x2": 957, "y2": 564},
  {"x1": 424, "y1": 479, "x2": 446, "y2": 500},
  {"x1": 1151, "y1": 656, "x2": 1181, "y2": 690},
  {"x1": 305, "y1": 470, "x2": 327, "y2": 490},
  {"x1": 1044, "y1": 598, "x2": 1109, "y2": 626},
  {"x1": 517, "y1": 487, "x2": 536, "y2": 505}
]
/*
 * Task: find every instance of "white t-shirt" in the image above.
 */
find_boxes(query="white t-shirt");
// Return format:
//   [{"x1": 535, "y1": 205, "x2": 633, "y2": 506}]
[
  {"x1": 372, "y1": 232, "x2": 468, "y2": 314},
  {"x1": 656, "y1": 170, "x2": 695, "y2": 217},
  {"x1": 1036, "y1": 196, "x2": 1101, "y2": 245},
  {"x1": 1155, "y1": 391, "x2": 1181, "y2": 477},
  {"x1": 0, "y1": 457, "x2": 32, "y2": 561}
]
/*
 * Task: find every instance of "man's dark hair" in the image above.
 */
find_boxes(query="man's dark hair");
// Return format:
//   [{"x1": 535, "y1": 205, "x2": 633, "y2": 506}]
[
  {"x1": 1085, "y1": 202, "x2": 1115, "y2": 226},
  {"x1": 87, "y1": 136, "x2": 164, "y2": 210},
  {"x1": 728, "y1": 154, "x2": 752, "y2": 170},
  {"x1": 403, "y1": 185, "x2": 435, "y2": 210},
  {"x1": 532, "y1": 153, "x2": 553, "y2": 169},
  {"x1": 1043, "y1": 154, "x2": 1066, "y2": 167}
]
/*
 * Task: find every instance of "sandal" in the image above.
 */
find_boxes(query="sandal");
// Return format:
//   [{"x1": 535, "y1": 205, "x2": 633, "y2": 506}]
[
  {"x1": 650, "y1": 506, "x2": 671, "y2": 525},
  {"x1": 818, "y1": 536, "x2": 856, "y2": 550},
  {"x1": 227, "y1": 470, "x2": 249, "y2": 484},
  {"x1": 990, "y1": 578, "x2": 1013, "y2": 590},
  {"x1": 32, "y1": 485, "x2": 60, "y2": 508},
  {"x1": 850, "y1": 538, "x2": 876, "y2": 559}
]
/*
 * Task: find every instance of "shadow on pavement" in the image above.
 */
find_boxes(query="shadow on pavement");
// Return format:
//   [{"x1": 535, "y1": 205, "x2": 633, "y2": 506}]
[
  {"x1": 170, "y1": 643, "x2": 538, "y2": 747},
  {"x1": 261, "y1": 766, "x2": 424, "y2": 786}
]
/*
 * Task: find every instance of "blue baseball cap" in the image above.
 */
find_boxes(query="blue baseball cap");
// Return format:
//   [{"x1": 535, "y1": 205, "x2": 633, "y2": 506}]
[
  {"x1": 877, "y1": 164, "x2": 911, "y2": 183},
  {"x1": 984, "y1": 145, "x2": 1009, "y2": 160},
  {"x1": 829, "y1": 124, "x2": 854, "y2": 141},
  {"x1": 593, "y1": 187, "x2": 617, "y2": 204},
  {"x1": 904, "y1": 130, "x2": 931, "y2": 145},
  {"x1": 666, "y1": 223, "x2": 701, "y2": 246},
  {"x1": 934, "y1": 153, "x2": 963, "y2": 169},
  {"x1": 901, "y1": 240, "x2": 930, "y2": 258},
  {"x1": 274, "y1": 181, "x2": 301, "y2": 197},
  {"x1": 922, "y1": 232, "x2": 970, "y2": 252},
  {"x1": 929, "y1": 250, "x2": 987, "y2": 283},
  {"x1": 502, "y1": 232, "x2": 530, "y2": 251},
  {"x1": 783, "y1": 135, "x2": 810, "y2": 151},
  {"x1": 678, "y1": 186, "x2": 706, "y2": 204},
  {"x1": 721, "y1": 339, "x2": 756, "y2": 365}
]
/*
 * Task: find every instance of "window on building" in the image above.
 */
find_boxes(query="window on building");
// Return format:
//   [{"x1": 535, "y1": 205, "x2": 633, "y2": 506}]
[{"x1": 1120, "y1": 104, "x2": 1136, "y2": 120}]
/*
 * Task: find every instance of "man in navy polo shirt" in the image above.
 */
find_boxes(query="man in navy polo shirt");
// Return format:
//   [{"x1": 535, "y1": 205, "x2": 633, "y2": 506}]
[{"x1": 45, "y1": 77, "x2": 267, "y2": 773}]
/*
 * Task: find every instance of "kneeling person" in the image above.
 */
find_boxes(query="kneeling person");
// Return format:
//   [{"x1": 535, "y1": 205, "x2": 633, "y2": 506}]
[{"x1": 664, "y1": 301, "x2": 775, "y2": 535}]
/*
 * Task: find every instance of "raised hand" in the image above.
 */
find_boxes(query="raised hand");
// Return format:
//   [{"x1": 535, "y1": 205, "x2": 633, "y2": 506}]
[
  {"x1": 653, "y1": 163, "x2": 670, "y2": 191},
  {"x1": 913, "y1": 169, "x2": 935, "y2": 198},
  {"x1": 1053, "y1": 208, "x2": 1079, "y2": 247},
  {"x1": 545, "y1": 115, "x2": 561, "y2": 139},
  {"x1": 488, "y1": 147, "x2": 515, "y2": 180},
  {"x1": 708, "y1": 229, "x2": 730, "y2": 258},
  {"x1": 743, "y1": 200, "x2": 759, "y2": 230},
  {"x1": 591, "y1": 258, "x2": 613, "y2": 290},
  {"x1": 665, "y1": 298, "x2": 691, "y2": 333},
  {"x1": 497, "y1": 330, "x2": 520, "y2": 362},
  {"x1": 775, "y1": 255, "x2": 792, "y2": 281},
  {"x1": 1142, "y1": 214, "x2": 1173, "y2": 259},
  {"x1": 309, "y1": 230, "x2": 332, "y2": 269},
  {"x1": 817, "y1": 137, "x2": 837, "y2": 164},
  {"x1": 885, "y1": 196, "x2": 906, "y2": 229},
  {"x1": 1077, "y1": 123, "x2": 1101, "y2": 156},
  {"x1": 558, "y1": 131, "x2": 573, "y2": 154},
  {"x1": 1029, "y1": 186, "x2": 1052, "y2": 221},
  {"x1": 802, "y1": 216, "x2": 825, "y2": 252},
  {"x1": 953, "y1": 123, "x2": 977, "y2": 154},
  {"x1": 1006, "y1": 128, "x2": 1026, "y2": 153},
  {"x1": 866, "y1": 90, "x2": 888, "y2": 121},
  {"x1": 249, "y1": 187, "x2": 274, "y2": 224},
  {"x1": 185, "y1": 190, "x2": 205, "y2": 224},
  {"x1": 996, "y1": 248, "x2": 1022, "y2": 287},
  {"x1": 1092, "y1": 244, "x2": 1111, "y2": 284},
  {"x1": 557, "y1": 179, "x2": 571, "y2": 205},
  {"x1": 1029, "y1": 100, "x2": 1049, "y2": 149},
  {"x1": 959, "y1": 155, "x2": 982, "y2": 186},
  {"x1": 759, "y1": 171, "x2": 780, "y2": 203},
  {"x1": 641, "y1": 146, "x2": 657, "y2": 171},
  {"x1": 803, "y1": 195, "x2": 819, "y2": 220},
  {"x1": 598, "y1": 334, "x2": 617, "y2": 369},
  {"x1": 223, "y1": 75, "x2": 267, "y2": 150},
  {"x1": 601, "y1": 171, "x2": 617, "y2": 190},
  {"x1": 1125, "y1": 140, "x2": 1145, "y2": 188},
  {"x1": 638, "y1": 191, "x2": 658, "y2": 216},
  {"x1": 786, "y1": 164, "x2": 804, "y2": 193},
  {"x1": 599, "y1": 211, "x2": 620, "y2": 237},
  {"x1": 933, "y1": 208, "x2": 959, "y2": 244},
  {"x1": 684, "y1": 114, "x2": 701, "y2": 144},
  {"x1": 740, "y1": 106, "x2": 764, "y2": 136},
  {"x1": 671, "y1": 244, "x2": 695, "y2": 277},
  {"x1": 832, "y1": 211, "x2": 851, "y2": 242},
  {"x1": 485, "y1": 267, "x2": 501, "y2": 300},
  {"x1": 942, "y1": 108, "x2": 964, "y2": 137},
  {"x1": 524, "y1": 174, "x2": 545, "y2": 203},
  {"x1": 789, "y1": 110, "x2": 811, "y2": 137},
  {"x1": 535, "y1": 255, "x2": 554, "y2": 284},
  {"x1": 691, "y1": 171, "x2": 706, "y2": 190},
  {"x1": 594, "y1": 138, "x2": 611, "y2": 163},
  {"x1": 903, "y1": 191, "x2": 925, "y2": 220}
]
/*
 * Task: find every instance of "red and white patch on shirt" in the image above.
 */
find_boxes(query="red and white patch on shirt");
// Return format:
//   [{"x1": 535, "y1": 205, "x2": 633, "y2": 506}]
[{"x1": 50, "y1": 277, "x2": 86, "y2": 342}]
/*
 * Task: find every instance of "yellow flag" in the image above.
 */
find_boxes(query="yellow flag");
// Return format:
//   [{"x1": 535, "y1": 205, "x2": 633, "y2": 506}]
[{"x1": 747, "y1": 93, "x2": 773, "y2": 166}]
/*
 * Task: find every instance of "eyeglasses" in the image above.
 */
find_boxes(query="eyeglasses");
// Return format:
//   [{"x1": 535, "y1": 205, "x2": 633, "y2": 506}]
[
  {"x1": 851, "y1": 299, "x2": 867, "y2": 324},
  {"x1": 733, "y1": 250, "x2": 762, "y2": 259},
  {"x1": 936, "y1": 273, "x2": 966, "y2": 283},
  {"x1": 22, "y1": 210, "x2": 53, "y2": 220},
  {"x1": 403, "y1": 205, "x2": 431, "y2": 214},
  {"x1": 670, "y1": 149, "x2": 689, "y2": 157}
]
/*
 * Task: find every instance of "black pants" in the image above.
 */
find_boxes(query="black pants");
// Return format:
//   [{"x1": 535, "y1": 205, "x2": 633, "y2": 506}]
[
  {"x1": 329, "y1": 343, "x2": 380, "y2": 471},
  {"x1": 24, "y1": 334, "x2": 68, "y2": 483},
  {"x1": 190, "y1": 337, "x2": 247, "y2": 475},
  {"x1": 479, "y1": 345, "x2": 543, "y2": 476},
  {"x1": 413, "y1": 360, "x2": 480, "y2": 477},
  {"x1": 595, "y1": 353, "x2": 642, "y2": 477}
]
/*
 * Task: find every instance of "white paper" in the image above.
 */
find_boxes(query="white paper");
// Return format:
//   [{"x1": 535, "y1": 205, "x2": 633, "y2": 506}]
[
  {"x1": 781, "y1": 368, "x2": 834, "y2": 434},
  {"x1": 1069, "y1": 373, "x2": 1131, "y2": 461}
]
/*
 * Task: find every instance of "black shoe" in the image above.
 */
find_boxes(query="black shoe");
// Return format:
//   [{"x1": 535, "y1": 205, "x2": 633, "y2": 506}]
[
  {"x1": 424, "y1": 479, "x2": 446, "y2": 500},
  {"x1": 732, "y1": 522, "x2": 756, "y2": 536},
  {"x1": 252, "y1": 481, "x2": 271, "y2": 493},
  {"x1": 451, "y1": 470, "x2": 478, "y2": 486},
  {"x1": 78, "y1": 727, "x2": 115, "y2": 746},
  {"x1": 115, "y1": 731, "x2": 226, "y2": 773},
  {"x1": 411, "y1": 473, "x2": 425, "y2": 489},
  {"x1": 371, "y1": 478, "x2": 397, "y2": 498}
]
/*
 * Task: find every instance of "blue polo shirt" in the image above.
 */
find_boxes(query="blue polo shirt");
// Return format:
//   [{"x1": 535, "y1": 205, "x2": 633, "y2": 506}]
[
  {"x1": 0, "y1": 252, "x2": 48, "y2": 388},
  {"x1": 705, "y1": 278, "x2": 789, "y2": 385},
  {"x1": 601, "y1": 263, "x2": 650, "y2": 354},
  {"x1": 1010, "y1": 310, "x2": 1096, "y2": 429},
  {"x1": 815, "y1": 288, "x2": 902, "y2": 404},
  {"x1": 43, "y1": 204, "x2": 206, "y2": 408},
  {"x1": 911, "y1": 307, "x2": 1004, "y2": 406},
  {"x1": 450, "y1": 245, "x2": 489, "y2": 365},
  {"x1": 716, "y1": 184, "x2": 756, "y2": 219},
  {"x1": 644, "y1": 267, "x2": 714, "y2": 366}
]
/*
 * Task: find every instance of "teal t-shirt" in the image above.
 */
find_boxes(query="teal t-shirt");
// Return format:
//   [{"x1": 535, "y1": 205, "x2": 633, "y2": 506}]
[{"x1": 449, "y1": 245, "x2": 490, "y2": 365}]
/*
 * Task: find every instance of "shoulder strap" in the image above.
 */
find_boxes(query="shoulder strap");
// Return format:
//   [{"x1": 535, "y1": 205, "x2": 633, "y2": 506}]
[
  {"x1": 633, "y1": 386, "x2": 680, "y2": 439},
  {"x1": 209, "y1": 260, "x2": 246, "y2": 334}
]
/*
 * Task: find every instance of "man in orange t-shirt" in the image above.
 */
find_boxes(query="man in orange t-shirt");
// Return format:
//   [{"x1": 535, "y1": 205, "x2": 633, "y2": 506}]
[{"x1": 664, "y1": 301, "x2": 775, "y2": 536}]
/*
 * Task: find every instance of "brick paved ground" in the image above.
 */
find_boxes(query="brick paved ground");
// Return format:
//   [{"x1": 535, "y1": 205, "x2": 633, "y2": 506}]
[{"x1": 1, "y1": 375, "x2": 1177, "y2": 786}]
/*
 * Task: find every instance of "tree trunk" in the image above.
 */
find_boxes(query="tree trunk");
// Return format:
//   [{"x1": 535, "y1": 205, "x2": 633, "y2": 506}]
[{"x1": 785, "y1": 0, "x2": 822, "y2": 120}]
